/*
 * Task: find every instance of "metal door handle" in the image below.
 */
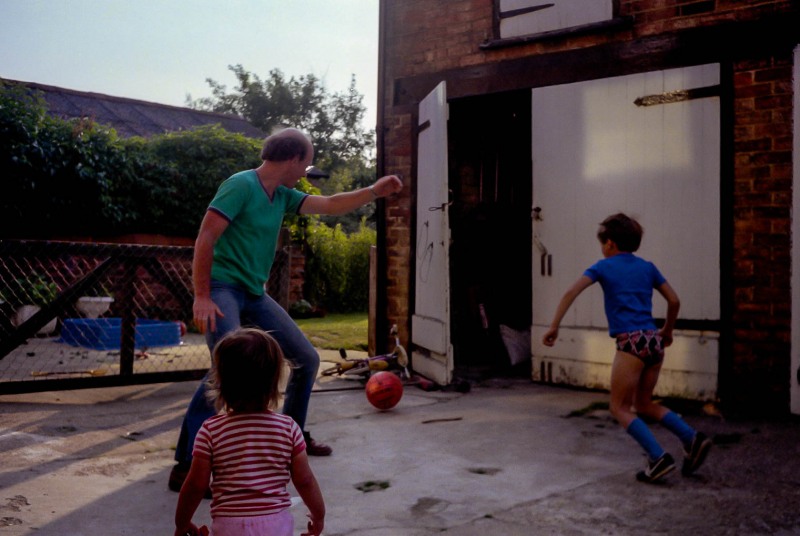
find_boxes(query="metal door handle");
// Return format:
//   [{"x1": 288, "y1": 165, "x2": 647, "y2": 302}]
[
  {"x1": 532, "y1": 207, "x2": 551, "y2": 276},
  {"x1": 533, "y1": 235, "x2": 552, "y2": 276}
]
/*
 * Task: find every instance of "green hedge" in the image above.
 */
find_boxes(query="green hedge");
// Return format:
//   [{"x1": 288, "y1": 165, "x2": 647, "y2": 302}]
[
  {"x1": 0, "y1": 81, "x2": 373, "y2": 312},
  {"x1": 0, "y1": 81, "x2": 263, "y2": 238},
  {"x1": 122, "y1": 127, "x2": 264, "y2": 236},
  {"x1": 303, "y1": 219, "x2": 375, "y2": 313}
]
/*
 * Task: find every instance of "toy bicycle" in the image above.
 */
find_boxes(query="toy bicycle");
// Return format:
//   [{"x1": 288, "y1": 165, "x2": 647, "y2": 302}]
[{"x1": 321, "y1": 324, "x2": 409, "y2": 379}]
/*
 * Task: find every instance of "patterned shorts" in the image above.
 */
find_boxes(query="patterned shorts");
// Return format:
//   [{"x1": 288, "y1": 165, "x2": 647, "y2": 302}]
[{"x1": 615, "y1": 329, "x2": 664, "y2": 366}]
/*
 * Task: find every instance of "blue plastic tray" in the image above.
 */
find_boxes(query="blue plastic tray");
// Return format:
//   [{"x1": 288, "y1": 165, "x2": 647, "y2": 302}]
[{"x1": 59, "y1": 318, "x2": 181, "y2": 350}]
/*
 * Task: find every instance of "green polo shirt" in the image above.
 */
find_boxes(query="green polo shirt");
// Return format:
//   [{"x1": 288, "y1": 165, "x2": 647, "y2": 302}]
[{"x1": 208, "y1": 170, "x2": 307, "y2": 295}]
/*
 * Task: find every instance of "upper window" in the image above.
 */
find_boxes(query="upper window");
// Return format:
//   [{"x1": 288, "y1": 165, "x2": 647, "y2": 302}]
[{"x1": 498, "y1": 0, "x2": 614, "y2": 39}]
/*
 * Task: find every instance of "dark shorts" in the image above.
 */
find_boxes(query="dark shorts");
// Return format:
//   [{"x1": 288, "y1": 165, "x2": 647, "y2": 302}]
[{"x1": 615, "y1": 329, "x2": 664, "y2": 366}]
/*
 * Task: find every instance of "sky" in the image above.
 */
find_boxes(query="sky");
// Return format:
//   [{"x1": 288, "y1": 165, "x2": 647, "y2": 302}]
[{"x1": 0, "y1": 0, "x2": 380, "y2": 129}]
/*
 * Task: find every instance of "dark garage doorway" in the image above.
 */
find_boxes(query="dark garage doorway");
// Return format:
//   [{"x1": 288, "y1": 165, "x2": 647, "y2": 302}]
[{"x1": 447, "y1": 89, "x2": 532, "y2": 379}]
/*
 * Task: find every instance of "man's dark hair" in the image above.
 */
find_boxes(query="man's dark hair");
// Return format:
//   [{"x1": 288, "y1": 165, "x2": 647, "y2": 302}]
[
  {"x1": 260, "y1": 129, "x2": 309, "y2": 162},
  {"x1": 597, "y1": 213, "x2": 643, "y2": 252}
]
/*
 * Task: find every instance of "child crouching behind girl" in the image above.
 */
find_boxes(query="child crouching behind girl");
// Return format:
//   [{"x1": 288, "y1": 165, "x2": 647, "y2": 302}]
[{"x1": 174, "y1": 328, "x2": 325, "y2": 536}]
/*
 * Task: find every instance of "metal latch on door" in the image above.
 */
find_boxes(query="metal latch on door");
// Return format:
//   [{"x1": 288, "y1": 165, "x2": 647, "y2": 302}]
[{"x1": 533, "y1": 206, "x2": 552, "y2": 276}]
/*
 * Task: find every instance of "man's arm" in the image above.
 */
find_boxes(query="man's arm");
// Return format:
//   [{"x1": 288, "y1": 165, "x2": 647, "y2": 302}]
[
  {"x1": 299, "y1": 175, "x2": 402, "y2": 216},
  {"x1": 192, "y1": 210, "x2": 229, "y2": 333}
]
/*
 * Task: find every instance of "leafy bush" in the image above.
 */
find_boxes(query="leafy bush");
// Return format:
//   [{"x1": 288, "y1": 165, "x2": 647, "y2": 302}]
[
  {"x1": 0, "y1": 272, "x2": 58, "y2": 307},
  {"x1": 304, "y1": 219, "x2": 375, "y2": 313},
  {"x1": 0, "y1": 83, "x2": 132, "y2": 237},
  {"x1": 123, "y1": 126, "x2": 264, "y2": 236},
  {"x1": 0, "y1": 80, "x2": 373, "y2": 313},
  {"x1": 0, "y1": 80, "x2": 332, "y2": 238}
]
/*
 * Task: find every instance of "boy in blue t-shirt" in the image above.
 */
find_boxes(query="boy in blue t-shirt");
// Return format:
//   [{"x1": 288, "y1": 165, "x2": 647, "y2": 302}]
[{"x1": 542, "y1": 213, "x2": 712, "y2": 483}]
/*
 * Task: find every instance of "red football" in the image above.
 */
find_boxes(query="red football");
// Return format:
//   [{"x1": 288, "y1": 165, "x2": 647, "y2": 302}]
[{"x1": 365, "y1": 371, "x2": 403, "y2": 410}]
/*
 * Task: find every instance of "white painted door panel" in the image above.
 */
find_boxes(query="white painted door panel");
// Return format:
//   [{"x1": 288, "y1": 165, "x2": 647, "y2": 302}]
[
  {"x1": 412, "y1": 81, "x2": 453, "y2": 385},
  {"x1": 531, "y1": 64, "x2": 720, "y2": 399}
]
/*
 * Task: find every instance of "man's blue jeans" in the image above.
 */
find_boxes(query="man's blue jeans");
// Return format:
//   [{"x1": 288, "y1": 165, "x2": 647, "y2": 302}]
[{"x1": 174, "y1": 280, "x2": 320, "y2": 464}]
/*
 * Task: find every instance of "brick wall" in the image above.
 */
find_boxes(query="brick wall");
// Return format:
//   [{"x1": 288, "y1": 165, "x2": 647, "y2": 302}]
[
  {"x1": 383, "y1": 0, "x2": 797, "y2": 80},
  {"x1": 381, "y1": 113, "x2": 414, "y2": 343},
  {"x1": 379, "y1": 0, "x2": 798, "y2": 411},
  {"x1": 730, "y1": 54, "x2": 794, "y2": 412}
]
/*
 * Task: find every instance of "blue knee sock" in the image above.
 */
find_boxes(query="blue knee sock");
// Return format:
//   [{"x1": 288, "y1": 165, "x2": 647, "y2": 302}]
[
  {"x1": 660, "y1": 411, "x2": 695, "y2": 448},
  {"x1": 626, "y1": 418, "x2": 665, "y2": 461}
]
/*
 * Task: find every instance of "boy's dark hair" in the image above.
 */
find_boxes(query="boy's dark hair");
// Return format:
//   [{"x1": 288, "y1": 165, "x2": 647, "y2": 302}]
[
  {"x1": 260, "y1": 129, "x2": 309, "y2": 162},
  {"x1": 206, "y1": 328, "x2": 286, "y2": 413},
  {"x1": 597, "y1": 213, "x2": 643, "y2": 252}
]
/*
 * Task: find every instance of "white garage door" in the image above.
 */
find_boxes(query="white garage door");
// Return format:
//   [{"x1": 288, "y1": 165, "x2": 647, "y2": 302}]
[{"x1": 531, "y1": 64, "x2": 720, "y2": 399}]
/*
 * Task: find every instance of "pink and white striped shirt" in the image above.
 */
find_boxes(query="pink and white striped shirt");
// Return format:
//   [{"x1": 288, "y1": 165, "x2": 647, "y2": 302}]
[{"x1": 193, "y1": 411, "x2": 306, "y2": 518}]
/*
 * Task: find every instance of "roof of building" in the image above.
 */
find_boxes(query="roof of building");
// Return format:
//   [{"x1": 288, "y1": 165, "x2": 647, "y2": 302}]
[{"x1": 5, "y1": 79, "x2": 264, "y2": 139}]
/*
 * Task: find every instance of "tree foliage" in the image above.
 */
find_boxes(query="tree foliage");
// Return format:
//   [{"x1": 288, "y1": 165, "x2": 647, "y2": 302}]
[
  {"x1": 190, "y1": 65, "x2": 374, "y2": 169},
  {"x1": 0, "y1": 78, "x2": 375, "y2": 312},
  {"x1": 129, "y1": 126, "x2": 264, "y2": 235},
  {"x1": 190, "y1": 66, "x2": 378, "y2": 232},
  {"x1": 303, "y1": 219, "x2": 376, "y2": 313},
  {"x1": 0, "y1": 83, "x2": 132, "y2": 237},
  {"x1": 0, "y1": 81, "x2": 271, "y2": 237}
]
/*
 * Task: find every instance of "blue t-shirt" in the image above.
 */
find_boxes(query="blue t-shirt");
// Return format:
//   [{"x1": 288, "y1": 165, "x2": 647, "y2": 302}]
[
  {"x1": 208, "y1": 170, "x2": 307, "y2": 296},
  {"x1": 583, "y1": 253, "x2": 667, "y2": 336}
]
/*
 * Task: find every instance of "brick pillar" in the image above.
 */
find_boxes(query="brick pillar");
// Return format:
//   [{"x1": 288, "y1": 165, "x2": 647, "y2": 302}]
[{"x1": 729, "y1": 54, "x2": 793, "y2": 414}]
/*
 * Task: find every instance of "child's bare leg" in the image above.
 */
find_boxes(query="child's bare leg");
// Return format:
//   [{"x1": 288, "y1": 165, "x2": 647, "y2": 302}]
[
  {"x1": 609, "y1": 350, "x2": 644, "y2": 428},
  {"x1": 611, "y1": 350, "x2": 668, "y2": 465},
  {"x1": 634, "y1": 362, "x2": 669, "y2": 422},
  {"x1": 633, "y1": 355, "x2": 710, "y2": 475},
  {"x1": 636, "y1": 361, "x2": 697, "y2": 447}
]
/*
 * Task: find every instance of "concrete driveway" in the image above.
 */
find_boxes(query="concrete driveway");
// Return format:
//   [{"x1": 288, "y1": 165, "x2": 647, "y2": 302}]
[{"x1": 1, "y1": 370, "x2": 799, "y2": 535}]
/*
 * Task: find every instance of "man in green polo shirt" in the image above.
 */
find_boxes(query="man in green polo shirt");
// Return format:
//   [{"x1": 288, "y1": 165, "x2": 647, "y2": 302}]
[{"x1": 169, "y1": 128, "x2": 402, "y2": 492}]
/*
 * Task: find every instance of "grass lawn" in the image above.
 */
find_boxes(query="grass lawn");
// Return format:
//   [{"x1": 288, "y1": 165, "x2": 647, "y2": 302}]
[{"x1": 295, "y1": 312, "x2": 368, "y2": 351}]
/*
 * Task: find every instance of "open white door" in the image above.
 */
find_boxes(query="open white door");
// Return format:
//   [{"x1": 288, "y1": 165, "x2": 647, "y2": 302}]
[{"x1": 412, "y1": 81, "x2": 453, "y2": 385}]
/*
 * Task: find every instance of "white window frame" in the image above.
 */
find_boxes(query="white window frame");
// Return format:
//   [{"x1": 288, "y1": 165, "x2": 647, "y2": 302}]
[{"x1": 496, "y1": 0, "x2": 615, "y2": 40}]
